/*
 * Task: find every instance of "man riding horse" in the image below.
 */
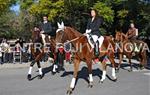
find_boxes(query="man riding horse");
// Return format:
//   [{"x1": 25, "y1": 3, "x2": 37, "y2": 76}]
[
  {"x1": 40, "y1": 15, "x2": 53, "y2": 45},
  {"x1": 126, "y1": 23, "x2": 139, "y2": 52},
  {"x1": 85, "y1": 9, "x2": 104, "y2": 57},
  {"x1": 126, "y1": 23, "x2": 138, "y2": 41}
]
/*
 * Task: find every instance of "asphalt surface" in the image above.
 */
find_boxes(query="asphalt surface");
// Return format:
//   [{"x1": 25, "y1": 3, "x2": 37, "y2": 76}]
[{"x1": 0, "y1": 59, "x2": 149, "y2": 95}]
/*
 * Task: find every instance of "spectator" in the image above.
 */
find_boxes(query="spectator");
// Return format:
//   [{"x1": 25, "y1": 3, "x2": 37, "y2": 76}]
[
  {"x1": 15, "y1": 37, "x2": 25, "y2": 52},
  {"x1": 64, "y1": 42, "x2": 71, "y2": 63},
  {"x1": 1, "y1": 39, "x2": 9, "y2": 63},
  {"x1": 27, "y1": 39, "x2": 33, "y2": 61}
]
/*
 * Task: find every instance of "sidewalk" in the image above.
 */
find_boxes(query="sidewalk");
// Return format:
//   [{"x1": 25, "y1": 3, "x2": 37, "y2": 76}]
[{"x1": 0, "y1": 62, "x2": 51, "y2": 69}]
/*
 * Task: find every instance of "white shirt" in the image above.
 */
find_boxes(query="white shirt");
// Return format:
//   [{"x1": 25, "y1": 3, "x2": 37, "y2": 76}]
[{"x1": 43, "y1": 21, "x2": 48, "y2": 24}]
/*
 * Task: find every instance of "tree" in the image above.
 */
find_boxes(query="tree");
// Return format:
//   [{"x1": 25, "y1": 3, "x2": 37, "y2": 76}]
[
  {"x1": 0, "y1": 0, "x2": 16, "y2": 16},
  {"x1": 1, "y1": 0, "x2": 149, "y2": 39},
  {"x1": 93, "y1": 1, "x2": 114, "y2": 35}
]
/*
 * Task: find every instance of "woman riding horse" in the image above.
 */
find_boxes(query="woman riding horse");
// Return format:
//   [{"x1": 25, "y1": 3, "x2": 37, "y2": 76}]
[
  {"x1": 56, "y1": 22, "x2": 117, "y2": 95},
  {"x1": 85, "y1": 9, "x2": 104, "y2": 57}
]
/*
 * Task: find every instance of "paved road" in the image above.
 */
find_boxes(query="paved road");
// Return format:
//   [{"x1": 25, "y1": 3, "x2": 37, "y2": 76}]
[{"x1": 0, "y1": 60, "x2": 149, "y2": 95}]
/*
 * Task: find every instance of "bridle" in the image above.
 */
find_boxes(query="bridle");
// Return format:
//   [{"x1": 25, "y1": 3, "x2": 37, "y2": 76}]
[{"x1": 56, "y1": 28, "x2": 82, "y2": 46}]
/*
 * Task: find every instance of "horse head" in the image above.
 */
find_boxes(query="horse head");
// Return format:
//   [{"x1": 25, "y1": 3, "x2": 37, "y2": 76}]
[
  {"x1": 56, "y1": 22, "x2": 67, "y2": 44},
  {"x1": 32, "y1": 27, "x2": 42, "y2": 43},
  {"x1": 56, "y1": 22, "x2": 82, "y2": 44}
]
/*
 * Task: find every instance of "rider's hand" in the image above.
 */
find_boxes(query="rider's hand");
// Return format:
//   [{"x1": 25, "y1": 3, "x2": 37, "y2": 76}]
[
  {"x1": 85, "y1": 29, "x2": 91, "y2": 34},
  {"x1": 40, "y1": 31, "x2": 44, "y2": 34}
]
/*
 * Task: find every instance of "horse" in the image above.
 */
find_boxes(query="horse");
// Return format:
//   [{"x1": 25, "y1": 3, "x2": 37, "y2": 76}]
[
  {"x1": 27, "y1": 27, "x2": 56, "y2": 80},
  {"x1": 55, "y1": 22, "x2": 117, "y2": 95},
  {"x1": 115, "y1": 31, "x2": 147, "y2": 72}
]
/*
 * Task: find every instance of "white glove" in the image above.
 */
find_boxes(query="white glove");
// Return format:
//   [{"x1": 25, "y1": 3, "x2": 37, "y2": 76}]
[
  {"x1": 85, "y1": 29, "x2": 91, "y2": 34},
  {"x1": 40, "y1": 31, "x2": 44, "y2": 34}
]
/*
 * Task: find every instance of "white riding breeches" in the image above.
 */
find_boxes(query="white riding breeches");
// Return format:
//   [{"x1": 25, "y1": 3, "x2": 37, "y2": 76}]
[
  {"x1": 41, "y1": 34, "x2": 46, "y2": 44},
  {"x1": 86, "y1": 34, "x2": 104, "y2": 48},
  {"x1": 41, "y1": 34, "x2": 51, "y2": 45}
]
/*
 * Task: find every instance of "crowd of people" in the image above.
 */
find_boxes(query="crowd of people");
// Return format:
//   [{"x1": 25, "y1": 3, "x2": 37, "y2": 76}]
[
  {"x1": 0, "y1": 38, "x2": 36, "y2": 64},
  {"x1": 0, "y1": 37, "x2": 71, "y2": 65}
]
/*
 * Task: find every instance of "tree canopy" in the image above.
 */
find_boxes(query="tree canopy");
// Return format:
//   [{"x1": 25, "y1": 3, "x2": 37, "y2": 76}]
[{"x1": 0, "y1": 0, "x2": 150, "y2": 39}]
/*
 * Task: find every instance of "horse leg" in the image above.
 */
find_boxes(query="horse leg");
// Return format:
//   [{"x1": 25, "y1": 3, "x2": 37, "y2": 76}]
[
  {"x1": 27, "y1": 60, "x2": 36, "y2": 80},
  {"x1": 52, "y1": 63, "x2": 58, "y2": 74},
  {"x1": 67, "y1": 58, "x2": 80, "y2": 95},
  {"x1": 99, "y1": 61, "x2": 107, "y2": 83},
  {"x1": 139, "y1": 51, "x2": 147, "y2": 70},
  {"x1": 87, "y1": 60, "x2": 93, "y2": 88},
  {"x1": 109, "y1": 55, "x2": 117, "y2": 81},
  {"x1": 37, "y1": 61, "x2": 43, "y2": 79},
  {"x1": 116, "y1": 53, "x2": 123, "y2": 73},
  {"x1": 27, "y1": 49, "x2": 44, "y2": 80},
  {"x1": 128, "y1": 56, "x2": 133, "y2": 72},
  {"x1": 52, "y1": 53, "x2": 58, "y2": 75}
]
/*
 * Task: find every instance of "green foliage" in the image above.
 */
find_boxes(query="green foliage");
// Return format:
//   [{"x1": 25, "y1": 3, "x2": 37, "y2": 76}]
[
  {"x1": 0, "y1": 0, "x2": 16, "y2": 15},
  {"x1": 28, "y1": 0, "x2": 64, "y2": 21},
  {"x1": 0, "y1": 0, "x2": 150, "y2": 39},
  {"x1": 93, "y1": 1, "x2": 114, "y2": 24},
  {"x1": 20, "y1": 0, "x2": 34, "y2": 10},
  {"x1": 117, "y1": 9, "x2": 128, "y2": 18},
  {"x1": 0, "y1": 12, "x2": 18, "y2": 38}
]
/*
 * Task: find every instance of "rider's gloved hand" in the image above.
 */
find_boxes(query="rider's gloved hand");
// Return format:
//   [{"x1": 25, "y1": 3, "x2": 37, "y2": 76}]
[
  {"x1": 40, "y1": 31, "x2": 44, "y2": 34},
  {"x1": 84, "y1": 29, "x2": 91, "y2": 36},
  {"x1": 86, "y1": 29, "x2": 92, "y2": 34},
  {"x1": 85, "y1": 29, "x2": 91, "y2": 34}
]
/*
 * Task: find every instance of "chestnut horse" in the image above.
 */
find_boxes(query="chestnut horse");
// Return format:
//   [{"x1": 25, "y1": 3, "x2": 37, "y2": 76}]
[
  {"x1": 115, "y1": 31, "x2": 147, "y2": 72},
  {"x1": 56, "y1": 23, "x2": 117, "y2": 95},
  {"x1": 27, "y1": 28, "x2": 56, "y2": 80}
]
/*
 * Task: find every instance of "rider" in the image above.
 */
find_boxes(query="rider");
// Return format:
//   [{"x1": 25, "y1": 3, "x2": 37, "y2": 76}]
[
  {"x1": 39, "y1": 15, "x2": 53, "y2": 46},
  {"x1": 85, "y1": 9, "x2": 104, "y2": 56},
  {"x1": 126, "y1": 23, "x2": 139, "y2": 52},
  {"x1": 126, "y1": 23, "x2": 138, "y2": 40}
]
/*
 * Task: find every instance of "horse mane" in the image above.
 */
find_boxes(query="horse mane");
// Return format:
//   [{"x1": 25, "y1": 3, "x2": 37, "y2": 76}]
[{"x1": 65, "y1": 27, "x2": 82, "y2": 36}]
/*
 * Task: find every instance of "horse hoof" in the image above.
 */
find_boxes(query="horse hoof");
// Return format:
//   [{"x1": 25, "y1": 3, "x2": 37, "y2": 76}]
[
  {"x1": 51, "y1": 71, "x2": 56, "y2": 75},
  {"x1": 99, "y1": 80, "x2": 104, "y2": 83},
  {"x1": 116, "y1": 69, "x2": 119, "y2": 73},
  {"x1": 57, "y1": 70, "x2": 60, "y2": 73},
  {"x1": 140, "y1": 67, "x2": 144, "y2": 70},
  {"x1": 112, "y1": 78, "x2": 117, "y2": 82},
  {"x1": 38, "y1": 74, "x2": 43, "y2": 79},
  {"x1": 128, "y1": 69, "x2": 133, "y2": 72},
  {"x1": 27, "y1": 74, "x2": 31, "y2": 81},
  {"x1": 88, "y1": 82, "x2": 93, "y2": 88},
  {"x1": 67, "y1": 88, "x2": 73, "y2": 95}
]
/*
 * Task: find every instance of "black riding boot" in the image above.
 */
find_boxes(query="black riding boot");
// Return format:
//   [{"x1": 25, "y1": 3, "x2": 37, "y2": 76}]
[{"x1": 94, "y1": 41, "x2": 100, "y2": 57}]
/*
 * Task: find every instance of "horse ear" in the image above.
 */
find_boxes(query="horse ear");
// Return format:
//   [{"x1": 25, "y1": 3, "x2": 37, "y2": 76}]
[
  {"x1": 61, "y1": 21, "x2": 64, "y2": 29},
  {"x1": 57, "y1": 22, "x2": 61, "y2": 29}
]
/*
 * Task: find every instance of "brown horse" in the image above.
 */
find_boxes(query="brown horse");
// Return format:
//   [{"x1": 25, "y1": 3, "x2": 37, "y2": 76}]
[
  {"x1": 56, "y1": 23, "x2": 117, "y2": 95},
  {"x1": 27, "y1": 27, "x2": 56, "y2": 80},
  {"x1": 115, "y1": 31, "x2": 147, "y2": 72}
]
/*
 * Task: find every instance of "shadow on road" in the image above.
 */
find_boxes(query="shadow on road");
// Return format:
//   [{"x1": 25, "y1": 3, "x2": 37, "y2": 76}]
[
  {"x1": 60, "y1": 66, "x2": 117, "y2": 85},
  {"x1": 42, "y1": 65, "x2": 54, "y2": 75}
]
